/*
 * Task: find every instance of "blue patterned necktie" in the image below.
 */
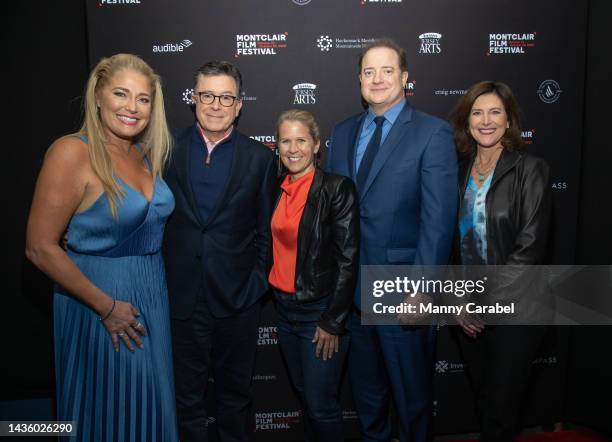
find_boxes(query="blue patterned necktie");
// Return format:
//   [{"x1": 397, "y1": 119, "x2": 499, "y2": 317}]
[{"x1": 357, "y1": 115, "x2": 385, "y2": 193}]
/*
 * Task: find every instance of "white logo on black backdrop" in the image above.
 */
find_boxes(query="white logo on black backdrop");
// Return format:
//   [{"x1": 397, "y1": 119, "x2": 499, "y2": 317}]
[
  {"x1": 521, "y1": 129, "x2": 535, "y2": 145},
  {"x1": 182, "y1": 88, "x2": 195, "y2": 105},
  {"x1": 435, "y1": 360, "x2": 466, "y2": 374},
  {"x1": 434, "y1": 87, "x2": 466, "y2": 97},
  {"x1": 252, "y1": 374, "x2": 278, "y2": 382},
  {"x1": 99, "y1": 0, "x2": 141, "y2": 5},
  {"x1": 537, "y1": 80, "x2": 562, "y2": 103},
  {"x1": 405, "y1": 80, "x2": 416, "y2": 97},
  {"x1": 317, "y1": 35, "x2": 333, "y2": 52},
  {"x1": 240, "y1": 91, "x2": 257, "y2": 102},
  {"x1": 153, "y1": 39, "x2": 193, "y2": 53},
  {"x1": 258, "y1": 326, "x2": 278, "y2": 345},
  {"x1": 293, "y1": 83, "x2": 317, "y2": 105},
  {"x1": 205, "y1": 417, "x2": 216, "y2": 427},
  {"x1": 292, "y1": 0, "x2": 312, "y2": 4},
  {"x1": 418, "y1": 33, "x2": 442, "y2": 54},
  {"x1": 533, "y1": 355, "x2": 558, "y2": 365},
  {"x1": 255, "y1": 411, "x2": 301, "y2": 431},
  {"x1": 250, "y1": 135, "x2": 276, "y2": 150},
  {"x1": 488, "y1": 33, "x2": 536, "y2": 54},
  {"x1": 236, "y1": 33, "x2": 288, "y2": 56},
  {"x1": 361, "y1": 0, "x2": 403, "y2": 4},
  {"x1": 317, "y1": 35, "x2": 374, "y2": 50}
]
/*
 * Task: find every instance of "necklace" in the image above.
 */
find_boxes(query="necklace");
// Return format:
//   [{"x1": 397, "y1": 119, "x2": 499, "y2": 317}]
[{"x1": 474, "y1": 158, "x2": 497, "y2": 183}]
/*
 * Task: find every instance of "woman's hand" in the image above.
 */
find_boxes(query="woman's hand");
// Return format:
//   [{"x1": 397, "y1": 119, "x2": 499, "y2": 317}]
[
  {"x1": 312, "y1": 326, "x2": 339, "y2": 361},
  {"x1": 456, "y1": 311, "x2": 485, "y2": 338},
  {"x1": 101, "y1": 301, "x2": 148, "y2": 352}
]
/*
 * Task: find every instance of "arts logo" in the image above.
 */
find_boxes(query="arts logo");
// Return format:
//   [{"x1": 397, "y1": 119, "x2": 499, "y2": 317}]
[
  {"x1": 258, "y1": 326, "x2": 278, "y2": 345},
  {"x1": 405, "y1": 80, "x2": 416, "y2": 97},
  {"x1": 435, "y1": 360, "x2": 466, "y2": 374},
  {"x1": 250, "y1": 135, "x2": 276, "y2": 150},
  {"x1": 419, "y1": 33, "x2": 442, "y2": 54},
  {"x1": 153, "y1": 39, "x2": 193, "y2": 53},
  {"x1": 255, "y1": 411, "x2": 301, "y2": 431},
  {"x1": 316, "y1": 35, "x2": 374, "y2": 51},
  {"x1": 182, "y1": 88, "x2": 195, "y2": 105},
  {"x1": 488, "y1": 32, "x2": 536, "y2": 55},
  {"x1": 317, "y1": 35, "x2": 333, "y2": 52},
  {"x1": 293, "y1": 83, "x2": 317, "y2": 105},
  {"x1": 521, "y1": 129, "x2": 536, "y2": 145},
  {"x1": 98, "y1": 0, "x2": 141, "y2": 5},
  {"x1": 235, "y1": 33, "x2": 288, "y2": 56},
  {"x1": 537, "y1": 80, "x2": 562, "y2": 103},
  {"x1": 292, "y1": 0, "x2": 312, "y2": 4}
]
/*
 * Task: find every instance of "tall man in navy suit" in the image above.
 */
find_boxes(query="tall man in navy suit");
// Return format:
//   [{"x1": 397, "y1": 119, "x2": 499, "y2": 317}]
[
  {"x1": 326, "y1": 39, "x2": 457, "y2": 441},
  {"x1": 163, "y1": 61, "x2": 275, "y2": 442}
]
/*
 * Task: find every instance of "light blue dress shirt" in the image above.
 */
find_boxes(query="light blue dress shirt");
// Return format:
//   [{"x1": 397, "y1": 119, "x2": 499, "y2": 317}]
[{"x1": 354, "y1": 98, "x2": 406, "y2": 174}]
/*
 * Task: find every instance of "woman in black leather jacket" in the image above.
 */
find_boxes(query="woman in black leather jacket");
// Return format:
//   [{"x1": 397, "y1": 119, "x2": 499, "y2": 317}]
[
  {"x1": 449, "y1": 81, "x2": 552, "y2": 442},
  {"x1": 268, "y1": 109, "x2": 359, "y2": 441}
]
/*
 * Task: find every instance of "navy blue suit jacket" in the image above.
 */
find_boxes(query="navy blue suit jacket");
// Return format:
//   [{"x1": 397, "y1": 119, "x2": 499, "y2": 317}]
[
  {"x1": 327, "y1": 102, "x2": 457, "y2": 278},
  {"x1": 163, "y1": 125, "x2": 276, "y2": 319}
]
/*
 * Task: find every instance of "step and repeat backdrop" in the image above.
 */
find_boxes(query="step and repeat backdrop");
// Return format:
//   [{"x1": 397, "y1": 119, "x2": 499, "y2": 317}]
[{"x1": 87, "y1": 0, "x2": 587, "y2": 439}]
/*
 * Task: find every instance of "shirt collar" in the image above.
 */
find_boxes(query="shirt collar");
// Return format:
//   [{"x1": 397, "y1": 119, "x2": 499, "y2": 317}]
[
  {"x1": 197, "y1": 123, "x2": 234, "y2": 151},
  {"x1": 365, "y1": 97, "x2": 406, "y2": 127}
]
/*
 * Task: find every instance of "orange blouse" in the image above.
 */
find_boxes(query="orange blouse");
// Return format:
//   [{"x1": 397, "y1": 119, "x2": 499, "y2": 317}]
[{"x1": 268, "y1": 170, "x2": 315, "y2": 293}]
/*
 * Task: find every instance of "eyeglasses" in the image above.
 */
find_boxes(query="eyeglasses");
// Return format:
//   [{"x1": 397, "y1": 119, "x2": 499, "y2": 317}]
[{"x1": 192, "y1": 92, "x2": 239, "y2": 107}]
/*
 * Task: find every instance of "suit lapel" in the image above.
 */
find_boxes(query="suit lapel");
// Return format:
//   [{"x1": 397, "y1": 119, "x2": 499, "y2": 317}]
[
  {"x1": 203, "y1": 130, "x2": 246, "y2": 227},
  {"x1": 173, "y1": 126, "x2": 204, "y2": 226},
  {"x1": 360, "y1": 102, "x2": 413, "y2": 201}
]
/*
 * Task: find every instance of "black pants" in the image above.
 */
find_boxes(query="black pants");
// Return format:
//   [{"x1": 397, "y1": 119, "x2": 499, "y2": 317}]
[
  {"x1": 171, "y1": 292, "x2": 261, "y2": 442},
  {"x1": 457, "y1": 325, "x2": 547, "y2": 442}
]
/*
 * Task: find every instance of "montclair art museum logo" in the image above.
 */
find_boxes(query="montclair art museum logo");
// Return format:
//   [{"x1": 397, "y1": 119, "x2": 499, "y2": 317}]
[
  {"x1": 537, "y1": 80, "x2": 562, "y2": 104},
  {"x1": 419, "y1": 33, "x2": 442, "y2": 54},
  {"x1": 292, "y1": 83, "x2": 317, "y2": 105},
  {"x1": 152, "y1": 39, "x2": 193, "y2": 53}
]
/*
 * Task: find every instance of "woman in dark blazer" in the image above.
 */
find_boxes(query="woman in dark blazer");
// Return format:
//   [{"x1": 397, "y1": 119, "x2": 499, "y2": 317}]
[
  {"x1": 449, "y1": 81, "x2": 552, "y2": 442},
  {"x1": 268, "y1": 109, "x2": 359, "y2": 442}
]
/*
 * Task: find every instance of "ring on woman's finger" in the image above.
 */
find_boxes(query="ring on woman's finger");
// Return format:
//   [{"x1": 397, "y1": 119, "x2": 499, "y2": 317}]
[
  {"x1": 118, "y1": 331, "x2": 126, "y2": 337},
  {"x1": 132, "y1": 321, "x2": 142, "y2": 330}
]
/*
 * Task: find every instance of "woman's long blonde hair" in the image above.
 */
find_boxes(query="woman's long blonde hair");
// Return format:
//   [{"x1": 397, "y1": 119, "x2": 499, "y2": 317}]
[{"x1": 76, "y1": 53, "x2": 172, "y2": 216}]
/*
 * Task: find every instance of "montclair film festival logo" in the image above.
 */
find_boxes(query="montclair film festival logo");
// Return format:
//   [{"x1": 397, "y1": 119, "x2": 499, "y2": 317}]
[
  {"x1": 258, "y1": 326, "x2": 278, "y2": 346},
  {"x1": 255, "y1": 411, "x2": 301, "y2": 431},
  {"x1": 153, "y1": 39, "x2": 192, "y2": 53},
  {"x1": 488, "y1": 32, "x2": 536, "y2": 54},
  {"x1": 419, "y1": 33, "x2": 442, "y2": 54},
  {"x1": 235, "y1": 33, "x2": 288, "y2": 56},
  {"x1": 292, "y1": 83, "x2": 317, "y2": 105}
]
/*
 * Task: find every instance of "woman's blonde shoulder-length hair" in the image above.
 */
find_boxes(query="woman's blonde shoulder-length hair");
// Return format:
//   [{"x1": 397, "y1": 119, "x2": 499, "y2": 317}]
[{"x1": 73, "y1": 53, "x2": 172, "y2": 216}]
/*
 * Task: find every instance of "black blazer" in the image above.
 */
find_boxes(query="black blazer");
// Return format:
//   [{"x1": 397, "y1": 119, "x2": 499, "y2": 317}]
[
  {"x1": 454, "y1": 149, "x2": 552, "y2": 265},
  {"x1": 163, "y1": 125, "x2": 276, "y2": 319},
  {"x1": 274, "y1": 167, "x2": 360, "y2": 335}
]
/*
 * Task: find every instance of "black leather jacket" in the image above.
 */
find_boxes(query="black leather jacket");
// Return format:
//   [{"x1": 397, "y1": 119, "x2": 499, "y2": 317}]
[
  {"x1": 272, "y1": 167, "x2": 360, "y2": 335},
  {"x1": 454, "y1": 149, "x2": 552, "y2": 265}
]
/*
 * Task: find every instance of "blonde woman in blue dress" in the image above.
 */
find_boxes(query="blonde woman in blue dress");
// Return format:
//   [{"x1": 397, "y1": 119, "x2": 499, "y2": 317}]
[{"x1": 26, "y1": 54, "x2": 178, "y2": 441}]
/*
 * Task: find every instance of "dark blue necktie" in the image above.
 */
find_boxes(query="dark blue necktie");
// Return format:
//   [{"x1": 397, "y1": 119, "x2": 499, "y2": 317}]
[{"x1": 357, "y1": 116, "x2": 385, "y2": 193}]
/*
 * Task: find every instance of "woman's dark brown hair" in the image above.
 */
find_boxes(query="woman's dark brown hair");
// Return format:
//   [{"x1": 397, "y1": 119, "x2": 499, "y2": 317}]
[{"x1": 449, "y1": 81, "x2": 524, "y2": 156}]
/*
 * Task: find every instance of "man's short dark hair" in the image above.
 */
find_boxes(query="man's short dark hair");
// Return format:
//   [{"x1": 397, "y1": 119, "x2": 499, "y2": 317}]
[
  {"x1": 194, "y1": 60, "x2": 243, "y2": 96},
  {"x1": 358, "y1": 38, "x2": 408, "y2": 74}
]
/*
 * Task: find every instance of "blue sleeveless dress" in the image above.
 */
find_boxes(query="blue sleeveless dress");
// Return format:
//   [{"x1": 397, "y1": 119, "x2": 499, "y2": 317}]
[{"x1": 53, "y1": 144, "x2": 178, "y2": 441}]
